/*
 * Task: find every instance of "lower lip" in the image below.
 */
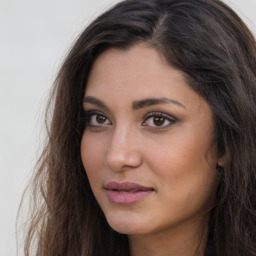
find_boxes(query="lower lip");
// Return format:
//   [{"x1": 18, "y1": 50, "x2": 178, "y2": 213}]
[{"x1": 106, "y1": 190, "x2": 153, "y2": 205}]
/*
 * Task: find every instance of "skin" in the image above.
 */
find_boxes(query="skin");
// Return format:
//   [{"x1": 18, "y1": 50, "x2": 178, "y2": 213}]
[{"x1": 81, "y1": 44, "x2": 220, "y2": 256}]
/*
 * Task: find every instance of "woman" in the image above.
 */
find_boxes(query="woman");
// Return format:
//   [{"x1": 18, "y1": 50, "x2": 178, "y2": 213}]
[{"x1": 22, "y1": 0, "x2": 256, "y2": 255}]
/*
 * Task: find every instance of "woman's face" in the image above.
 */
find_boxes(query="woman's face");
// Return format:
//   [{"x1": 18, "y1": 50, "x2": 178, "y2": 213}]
[{"x1": 81, "y1": 44, "x2": 219, "y2": 237}]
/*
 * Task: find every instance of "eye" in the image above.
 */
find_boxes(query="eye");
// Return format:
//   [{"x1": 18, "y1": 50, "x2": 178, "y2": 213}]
[
  {"x1": 84, "y1": 111, "x2": 111, "y2": 127},
  {"x1": 142, "y1": 112, "x2": 176, "y2": 129}
]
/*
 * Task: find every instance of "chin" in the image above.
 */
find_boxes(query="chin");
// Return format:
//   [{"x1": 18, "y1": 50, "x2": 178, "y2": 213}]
[{"x1": 105, "y1": 212, "x2": 150, "y2": 235}]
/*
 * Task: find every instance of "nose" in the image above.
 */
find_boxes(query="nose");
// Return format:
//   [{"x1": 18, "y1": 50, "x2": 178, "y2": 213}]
[{"x1": 105, "y1": 125, "x2": 143, "y2": 172}]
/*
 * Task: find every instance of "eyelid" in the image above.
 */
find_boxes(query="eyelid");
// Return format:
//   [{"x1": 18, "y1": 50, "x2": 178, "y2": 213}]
[
  {"x1": 83, "y1": 110, "x2": 112, "y2": 126},
  {"x1": 143, "y1": 111, "x2": 176, "y2": 119},
  {"x1": 82, "y1": 110, "x2": 177, "y2": 130},
  {"x1": 142, "y1": 111, "x2": 177, "y2": 129}
]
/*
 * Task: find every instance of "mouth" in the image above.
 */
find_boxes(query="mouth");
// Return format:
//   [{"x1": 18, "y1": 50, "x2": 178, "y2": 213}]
[{"x1": 104, "y1": 181, "x2": 154, "y2": 205}]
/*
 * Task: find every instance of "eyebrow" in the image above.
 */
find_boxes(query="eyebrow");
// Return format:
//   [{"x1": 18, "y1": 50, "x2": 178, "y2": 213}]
[
  {"x1": 83, "y1": 96, "x2": 109, "y2": 110},
  {"x1": 83, "y1": 96, "x2": 186, "y2": 110},
  {"x1": 132, "y1": 97, "x2": 186, "y2": 110}
]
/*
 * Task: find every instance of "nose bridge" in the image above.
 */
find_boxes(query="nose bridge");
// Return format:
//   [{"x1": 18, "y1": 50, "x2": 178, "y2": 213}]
[{"x1": 105, "y1": 122, "x2": 142, "y2": 171}]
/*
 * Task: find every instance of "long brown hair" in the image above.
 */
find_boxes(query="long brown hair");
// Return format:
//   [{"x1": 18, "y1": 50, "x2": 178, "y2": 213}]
[{"x1": 20, "y1": 0, "x2": 256, "y2": 255}]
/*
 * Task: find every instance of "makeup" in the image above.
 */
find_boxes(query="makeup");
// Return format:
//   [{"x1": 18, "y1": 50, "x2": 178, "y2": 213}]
[{"x1": 105, "y1": 181, "x2": 154, "y2": 205}]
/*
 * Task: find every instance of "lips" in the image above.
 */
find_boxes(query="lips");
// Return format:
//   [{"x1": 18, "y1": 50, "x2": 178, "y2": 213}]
[{"x1": 105, "y1": 181, "x2": 154, "y2": 205}]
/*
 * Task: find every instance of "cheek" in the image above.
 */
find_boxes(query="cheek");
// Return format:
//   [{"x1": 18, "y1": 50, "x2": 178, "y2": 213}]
[
  {"x1": 146, "y1": 133, "x2": 218, "y2": 208},
  {"x1": 80, "y1": 133, "x2": 105, "y2": 185},
  {"x1": 147, "y1": 134, "x2": 214, "y2": 175}
]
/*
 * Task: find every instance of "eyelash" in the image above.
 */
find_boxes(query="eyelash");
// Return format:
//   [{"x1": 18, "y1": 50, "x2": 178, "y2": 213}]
[
  {"x1": 83, "y1": 111, "x2": 111, "y2": 127},
  {"x1": 82, "y1": 110, "x2": 176, "y2": 130},
  {"x1": 142, "y1": 112, "x2": 176, "y2": 130}
]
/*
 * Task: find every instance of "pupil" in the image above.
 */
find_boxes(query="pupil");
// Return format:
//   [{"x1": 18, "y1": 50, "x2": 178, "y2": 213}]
[
  {"x1": 96, "y1": 115, "x2": 106, "y2": 123},
  {"x1": 153, "y1": 117, "x2": 164, "y2": 126}
]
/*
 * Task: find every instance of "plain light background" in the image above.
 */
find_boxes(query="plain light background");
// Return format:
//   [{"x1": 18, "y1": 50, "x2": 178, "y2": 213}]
[{"x1": 0, "y1": 0, "x2": 255, "y2": 255}]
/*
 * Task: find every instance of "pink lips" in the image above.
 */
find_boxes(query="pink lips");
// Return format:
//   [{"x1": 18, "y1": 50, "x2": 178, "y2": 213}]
[{"x1": 105, "y1": 181, "x2": 154, "y2": 205}]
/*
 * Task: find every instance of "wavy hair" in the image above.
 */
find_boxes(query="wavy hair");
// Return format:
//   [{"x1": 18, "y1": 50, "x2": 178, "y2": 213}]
[{"x1": 21, "y1": 0, "x2": 256, "y2": 255}]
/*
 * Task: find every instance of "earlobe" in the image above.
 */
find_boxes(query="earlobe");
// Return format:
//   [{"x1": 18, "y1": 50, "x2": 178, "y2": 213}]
[
  {"x1": 216, "y1": 163, "x2": 224, "y2": 172},
  {"x1": 216, "y1": 145, "x2": 227, "y2": 168},
  {"x1": 216, "y1": 154, "x2": 226, "y2": 171}
]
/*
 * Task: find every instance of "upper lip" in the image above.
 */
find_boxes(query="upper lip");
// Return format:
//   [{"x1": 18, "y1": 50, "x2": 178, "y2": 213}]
[{"x1": 105, "y1": 181, "x2": 154, "y2": 191}]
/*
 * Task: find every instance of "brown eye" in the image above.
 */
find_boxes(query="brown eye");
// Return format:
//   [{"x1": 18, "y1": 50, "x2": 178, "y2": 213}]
[
  {"x1": 96, "y1": 115, "x2": 107, "y2": 124},
  {"x1": 88, "y1": 112, "x2": 111, "y2": 126},
  {"x1": 153, "y1": 116, "x2": 165, "y2": 126},
  {"x1": 142, "y1": 112, "x2": 176, "y2": 129}
]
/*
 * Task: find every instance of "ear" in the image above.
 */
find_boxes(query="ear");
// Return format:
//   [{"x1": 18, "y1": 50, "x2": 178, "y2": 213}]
[{"x1": 216, "y1": 154, "x2": 226, "y2": 169}]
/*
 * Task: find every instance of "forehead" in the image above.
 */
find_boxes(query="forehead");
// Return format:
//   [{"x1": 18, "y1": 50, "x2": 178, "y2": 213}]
[{"x1": 85, "y1": 44, "x2": 188, "y2": 97}]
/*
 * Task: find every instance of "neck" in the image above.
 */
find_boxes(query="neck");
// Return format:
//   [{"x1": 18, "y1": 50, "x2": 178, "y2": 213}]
[{"x1": 128, "y1": 218, "x2": 208, "y2": 256}]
